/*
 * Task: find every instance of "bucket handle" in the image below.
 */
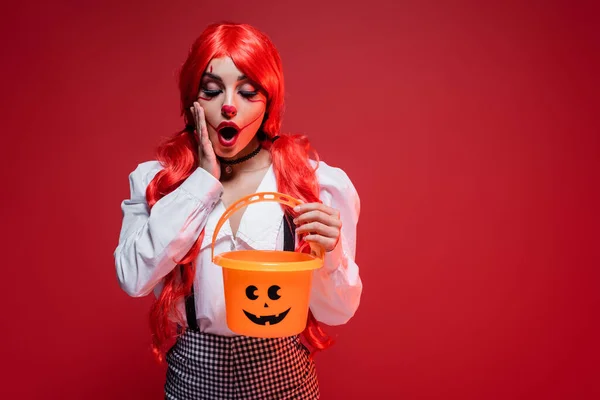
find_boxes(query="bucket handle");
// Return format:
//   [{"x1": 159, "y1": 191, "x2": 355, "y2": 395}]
[{"x1": 211, "y1": 192, "x2": 325, "y2": 262}]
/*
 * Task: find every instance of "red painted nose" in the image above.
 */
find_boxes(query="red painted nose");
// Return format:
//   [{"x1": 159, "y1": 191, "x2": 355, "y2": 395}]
[{"x1": 221, "y1": 105, "x2": 237, "y2": 118}]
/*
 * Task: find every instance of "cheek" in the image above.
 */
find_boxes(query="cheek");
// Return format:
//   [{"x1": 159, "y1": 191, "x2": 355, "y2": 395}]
[
  {"x1": 237, "y1": 103, "x2": 266, "y2": 131},
  {"x1": 197, "y1": 101, "x2": 221, "y2": 131}
]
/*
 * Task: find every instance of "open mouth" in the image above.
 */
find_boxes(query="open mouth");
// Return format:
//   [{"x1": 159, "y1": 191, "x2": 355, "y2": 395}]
[
  {"x1": 218, "y1": 126, "x2": 239, "y2": 146},
  {"x1": 243, "y1": 308, "x2": 291, "y2": 326},
  {"x1": 219, "y1": 126, "x2": 238, "y2": 140}
]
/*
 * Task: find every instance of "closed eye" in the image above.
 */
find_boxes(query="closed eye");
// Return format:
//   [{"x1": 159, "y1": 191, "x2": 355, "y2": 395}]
[
  {"x1": 239, "y1": 91, "x2": 258, "y2": 99},
  {"x1": 201, "y1": 89, "x2": 222, "y2": 98}
]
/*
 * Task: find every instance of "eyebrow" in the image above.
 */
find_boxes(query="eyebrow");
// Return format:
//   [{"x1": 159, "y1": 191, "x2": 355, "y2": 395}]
[{"x1": 202, "y1": 72, "x2": 247, "y2": 82}]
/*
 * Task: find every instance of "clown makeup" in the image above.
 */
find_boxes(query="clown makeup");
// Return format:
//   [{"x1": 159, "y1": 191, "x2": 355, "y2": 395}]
[{"x1": 197, "y1": 56, "x2": 267, "y2": 160}]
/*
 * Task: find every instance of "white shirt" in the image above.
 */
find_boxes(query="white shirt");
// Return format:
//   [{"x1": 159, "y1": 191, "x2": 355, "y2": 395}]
[{"x1": 114, "y1": 159, "x2": 362, "y2": 336}]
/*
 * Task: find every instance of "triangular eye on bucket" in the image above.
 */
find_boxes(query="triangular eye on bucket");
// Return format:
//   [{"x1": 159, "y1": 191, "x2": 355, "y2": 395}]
[{"x1": 212, "y1": 192, "x2": 325, "y2": 338}]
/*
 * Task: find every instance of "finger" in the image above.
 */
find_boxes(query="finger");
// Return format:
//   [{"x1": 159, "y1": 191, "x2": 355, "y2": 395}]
[
  {"x1": 197, "y1": 106, "x2": 216, "y2": 160},
  {"x1": 294, "y1": 202, "x2": 338, "y2": 216},
  {"x1": 296, "y1": 221, "x2": 339, "y2": 238},
  {"x1": 196, "y1": 103, "x2": 207, "y2": 132},
  {"x1": 192, "y1": 103, "x2": 204, "y2": 153},
  {"x1": 293, "y1": 210, "x2": 342, "y2": 228},
  {"x1": 193, "y1": 102, "x2": 200, "y2": 124},
  {"x1": 190, "y1": 106, "x2": 200, "y2": 141},
  {"x1": 196, "y1": 104, "x2": 205, "y2": 134},
  {"x1": 303, "y1": 234, "x2": 337, "y2": 252}
]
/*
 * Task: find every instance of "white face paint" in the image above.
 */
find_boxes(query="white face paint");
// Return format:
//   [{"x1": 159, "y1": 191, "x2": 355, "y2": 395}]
[{"x1": 197, "y1": 56, "x2": 267, "y2": 159}]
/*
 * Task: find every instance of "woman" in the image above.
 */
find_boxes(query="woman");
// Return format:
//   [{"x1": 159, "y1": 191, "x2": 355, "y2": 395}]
[{"x1": 114, "y1": 22, "x2": 362, "y2": 399}]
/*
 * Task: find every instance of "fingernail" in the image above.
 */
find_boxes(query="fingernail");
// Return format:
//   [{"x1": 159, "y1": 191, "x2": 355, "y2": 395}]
[{"x1": 293, "y1": 206, "x2": 300, "y2": 212}]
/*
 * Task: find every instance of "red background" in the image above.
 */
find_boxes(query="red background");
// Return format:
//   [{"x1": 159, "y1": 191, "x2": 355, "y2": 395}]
[{"x1": 1, "y1": 1, "x2": 599, "y2": 399}]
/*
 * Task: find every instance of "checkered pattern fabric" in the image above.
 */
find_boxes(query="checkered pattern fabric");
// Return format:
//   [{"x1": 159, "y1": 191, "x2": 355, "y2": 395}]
[{"x1": 164, "y1": 330, "x2": 319, "y2": 399}]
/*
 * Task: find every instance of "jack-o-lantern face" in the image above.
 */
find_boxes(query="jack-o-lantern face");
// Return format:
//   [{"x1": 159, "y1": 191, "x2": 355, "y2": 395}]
[{"x1": 242, "y1": 284, "x2": 291, "y2": 326}]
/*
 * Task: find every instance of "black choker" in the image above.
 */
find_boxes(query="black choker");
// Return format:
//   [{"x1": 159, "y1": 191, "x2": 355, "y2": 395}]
[{"x1": 217, "y1": 143, "x2": 262, "y2": 174}]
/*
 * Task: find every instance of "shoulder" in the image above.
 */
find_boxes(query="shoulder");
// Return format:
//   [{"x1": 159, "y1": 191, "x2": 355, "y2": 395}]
[
  {"x1": 127, "y1": 160, "x2": 164, "y2": 196},
  {"x1": 310, "y1": 159, "x2": 356, "y2": 192},
  {"x1": 131, "y1": 160, "x2": 163, "y2": 181},
  {"x1": 310, "y1": 159, "x2": 360, "y2": 210}
]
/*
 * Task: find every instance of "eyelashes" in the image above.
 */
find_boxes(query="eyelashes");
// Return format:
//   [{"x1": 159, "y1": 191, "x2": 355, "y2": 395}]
[
  {"x1": 200, "y1": 89, "x2": 258, "y2": 99},
  {"x1": 240, "y1": 91, "x2": 258, "y2": 98},
  {"x1": 201, "y1": 89, "x2": 220, "y2": 98}
]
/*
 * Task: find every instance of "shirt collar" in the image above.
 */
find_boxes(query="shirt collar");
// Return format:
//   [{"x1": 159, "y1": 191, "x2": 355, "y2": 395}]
[{"x1": 201, "y1": 163, "x2": 283, "y2": 251}]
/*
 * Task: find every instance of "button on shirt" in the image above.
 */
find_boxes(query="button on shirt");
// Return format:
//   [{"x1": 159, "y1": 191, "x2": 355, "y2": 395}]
[{"x1": 114, "y1": 160, "x2": 362, "y2": 336}]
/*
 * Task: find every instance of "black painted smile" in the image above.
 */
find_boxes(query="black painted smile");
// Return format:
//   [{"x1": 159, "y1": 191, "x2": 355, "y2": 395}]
[{"x1": 243, "y1": 308, "x2": 291, "y2": 326}]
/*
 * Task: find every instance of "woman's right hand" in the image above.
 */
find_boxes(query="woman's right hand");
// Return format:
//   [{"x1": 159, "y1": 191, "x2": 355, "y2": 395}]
[{"x1": 191, "y1": 102, "x2": 220, "y2": 180}]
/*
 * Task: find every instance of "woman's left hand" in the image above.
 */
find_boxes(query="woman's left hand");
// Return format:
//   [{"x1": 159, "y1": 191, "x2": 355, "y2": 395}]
[{"x1": 293, "y1": 203, "x2": 342, "y2": 252}]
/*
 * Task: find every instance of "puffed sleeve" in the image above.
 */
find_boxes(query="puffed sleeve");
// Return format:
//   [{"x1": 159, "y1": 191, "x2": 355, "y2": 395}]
[
  {"x1": 309, "y1": 161, "x2": 363, "y2": 325},
  {"x1": 114, "y1": 161, "x2": 223, "y2": 297}
]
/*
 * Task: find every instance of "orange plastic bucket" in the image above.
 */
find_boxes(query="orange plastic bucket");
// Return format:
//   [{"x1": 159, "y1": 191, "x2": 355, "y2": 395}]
[{"x1": 211, "y1": 192, "x2": 324, "y2": 338}]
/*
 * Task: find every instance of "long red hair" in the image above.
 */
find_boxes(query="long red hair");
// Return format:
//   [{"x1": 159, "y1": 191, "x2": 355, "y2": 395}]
[{"x1": 146, "y1": 22, "x2": 333, "y2": 362}]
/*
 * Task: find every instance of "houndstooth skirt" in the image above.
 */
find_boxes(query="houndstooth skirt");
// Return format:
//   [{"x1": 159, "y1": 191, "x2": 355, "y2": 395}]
[{"x1": 164, "y1": 329, "x2": 319, "y2": 399}]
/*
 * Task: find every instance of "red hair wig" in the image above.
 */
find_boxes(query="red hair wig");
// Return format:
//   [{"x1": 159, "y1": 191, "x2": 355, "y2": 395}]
[{"x1": 146, "y1": 22, "x2": 332, "y2": 362}]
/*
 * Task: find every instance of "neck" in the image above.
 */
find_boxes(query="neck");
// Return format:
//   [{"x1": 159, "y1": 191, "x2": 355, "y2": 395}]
[{"x1": 219, "y1": 137, "x2": 272, "y2": 180}]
